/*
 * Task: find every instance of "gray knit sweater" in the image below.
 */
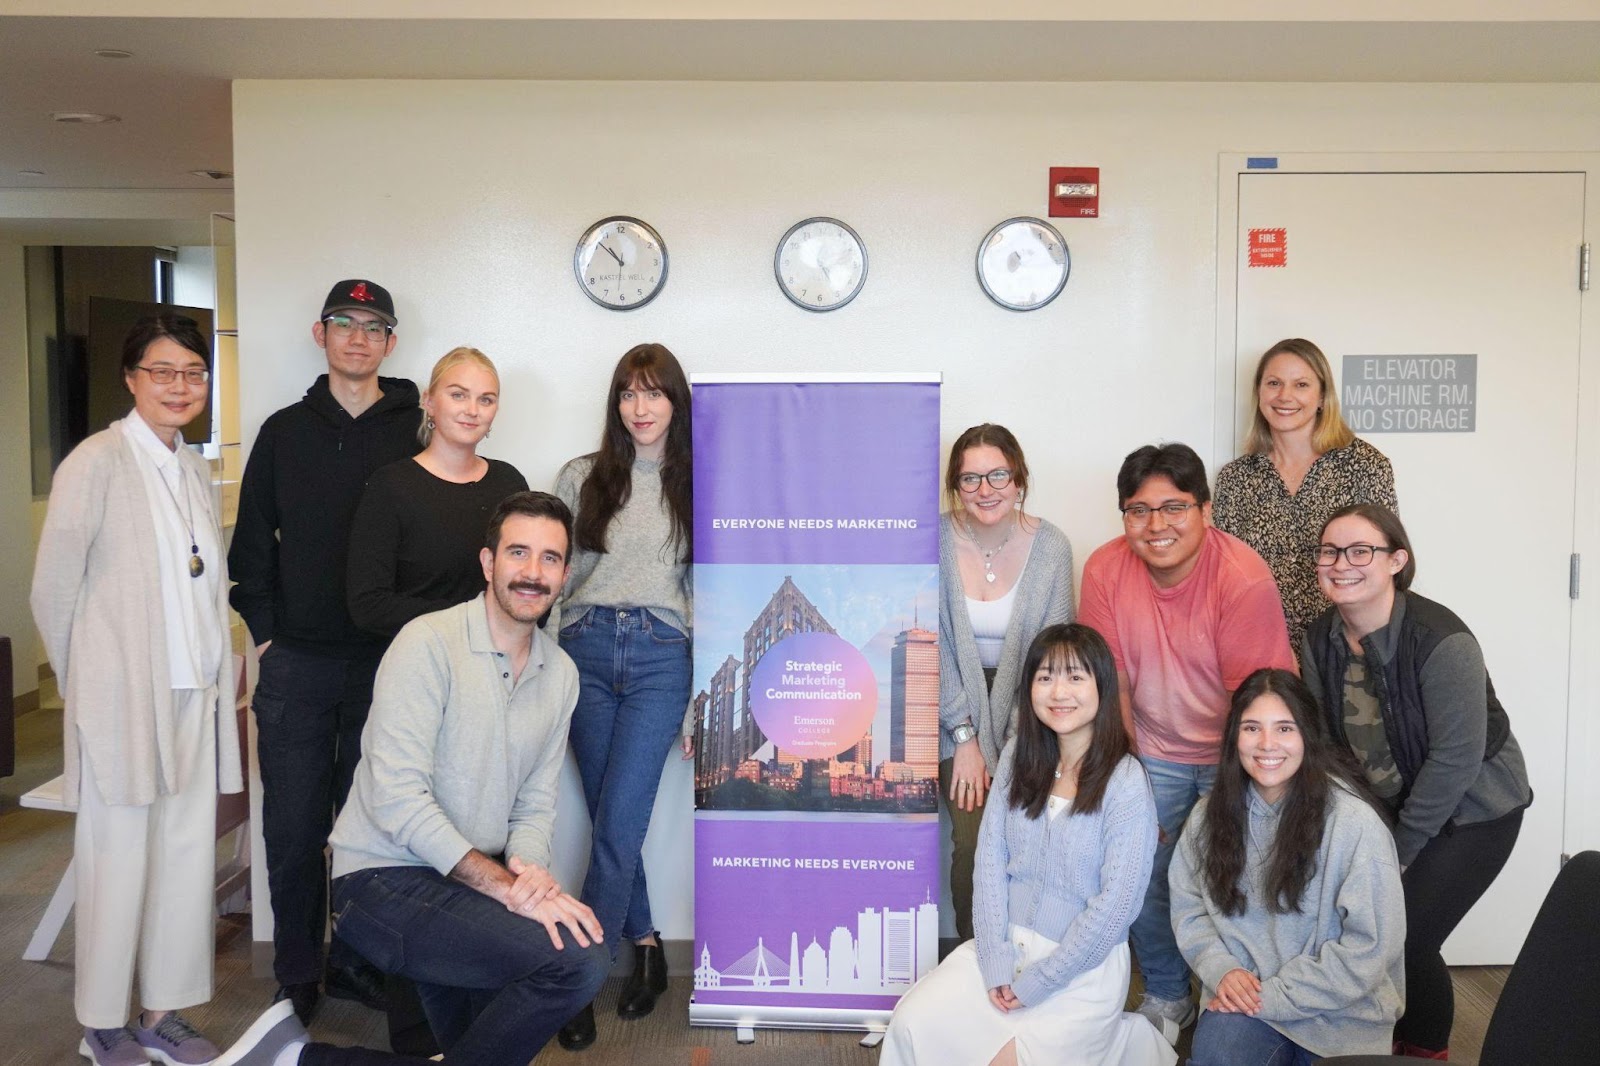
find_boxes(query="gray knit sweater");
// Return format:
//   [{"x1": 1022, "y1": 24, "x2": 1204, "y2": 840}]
[
  {"x1": 973, "y1": 744, "x2": 1157, "y2": 1005},
  {"x1": 553, "y1": 454, "x2": 690, "y2": 636},
  {"x1": 1170, "y1": 784, "x2": 1406, "y2": 1058},
  {"x1": 938, "y1": 514, "x2": 1075, "y2": 771}
]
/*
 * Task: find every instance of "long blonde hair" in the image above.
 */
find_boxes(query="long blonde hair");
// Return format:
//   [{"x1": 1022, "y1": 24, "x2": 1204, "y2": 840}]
[
  {"x1": 1243, "y1": 338, "x2": 1355, "y2": 455},
  {"x1": 418, "y1": 346, "x2": 499, "y2": 447}
]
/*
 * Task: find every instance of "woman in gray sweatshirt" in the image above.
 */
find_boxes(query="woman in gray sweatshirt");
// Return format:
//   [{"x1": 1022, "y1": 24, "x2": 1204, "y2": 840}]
[{"x1": 1171, "y1": 668, "x2": 1405, "y2": 1063}]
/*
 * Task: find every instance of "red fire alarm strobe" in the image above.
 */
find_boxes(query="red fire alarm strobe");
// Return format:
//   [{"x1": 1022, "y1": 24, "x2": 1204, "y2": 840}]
[{"x1": 1049, "y1": 167, "x2": 1099, "y2": 218}]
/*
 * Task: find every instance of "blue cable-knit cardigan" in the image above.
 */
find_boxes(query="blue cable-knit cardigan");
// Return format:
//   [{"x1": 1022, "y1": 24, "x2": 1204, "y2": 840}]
[{"x1": 973, "y1": 742, "x2": 1158, "y2": 1005}]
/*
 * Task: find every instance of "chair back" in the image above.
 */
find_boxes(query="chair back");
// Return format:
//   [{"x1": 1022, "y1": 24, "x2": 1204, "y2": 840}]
[{"x1": 1481, "y1": 850, "x2": 1600, "y2": 1066}]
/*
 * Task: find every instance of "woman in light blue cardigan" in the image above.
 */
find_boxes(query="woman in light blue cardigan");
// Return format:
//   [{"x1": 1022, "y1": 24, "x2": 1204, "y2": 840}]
[
  {"x1": 884, "y1": 624, "x2": 1174, "y2": 1066},
  {"x1": 938, "y1": 423, "x2": 1074, "y2": 940}
]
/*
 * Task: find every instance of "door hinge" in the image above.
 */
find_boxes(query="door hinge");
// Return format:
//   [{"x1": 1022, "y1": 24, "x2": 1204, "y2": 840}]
[
  {"x1": 1571, "y1": 553, "x2": 1581, "y2": 599},
  {"x1": 1582, "y1": 243, "x2": 1592, "y2": 292}
]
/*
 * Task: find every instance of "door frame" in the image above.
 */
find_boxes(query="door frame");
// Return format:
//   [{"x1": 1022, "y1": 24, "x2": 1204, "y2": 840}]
[{"x1": 1212, "y1": 151, "x2": 1600, "y2": 863}]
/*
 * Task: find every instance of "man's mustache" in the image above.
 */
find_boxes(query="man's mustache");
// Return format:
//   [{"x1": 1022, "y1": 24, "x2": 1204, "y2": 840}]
[{"x1": 508, "y1": 581, "x2": 552, "y2": 595}]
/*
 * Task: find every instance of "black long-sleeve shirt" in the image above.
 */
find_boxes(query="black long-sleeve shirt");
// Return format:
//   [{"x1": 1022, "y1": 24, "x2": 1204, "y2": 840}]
[
  {"x1": 345, "y1": 456, "x2": 528, "y2": 639},
  {"x1": 228, "y1": 375, "x2": 421, "y2": 655}
]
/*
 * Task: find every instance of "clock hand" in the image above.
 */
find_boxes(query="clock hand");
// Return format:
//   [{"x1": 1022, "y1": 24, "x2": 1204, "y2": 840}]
[{"x1": 604, "y1": 245, "x2": 625, "y2": 268}]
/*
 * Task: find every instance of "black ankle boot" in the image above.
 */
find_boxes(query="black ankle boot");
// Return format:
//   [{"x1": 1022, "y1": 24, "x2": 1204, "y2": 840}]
[
  {"x1": 616, "y1": 941, "x2": 669, "y2": 1019},
  {"x1": 557, "y1": 1003, "x2": 596, "y2": 1051}
]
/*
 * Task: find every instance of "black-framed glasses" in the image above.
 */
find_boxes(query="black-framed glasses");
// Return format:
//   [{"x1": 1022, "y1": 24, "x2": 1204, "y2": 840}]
[
  {"x1": 1120, "y1": 501, "x2": 1200, "y2": 527},
  {"x1": 132, "y1": 365, "x2": 210, "y2": 386},
  {"x1": 956, "y1": 468, "x2": 1013, "y2": 493},
  {"x1": 1315, "y1": 543, "x2": 1396, "y2": 567},
  {"x1": 323, "y1": 314, "x2": 392, "y2": 338}
]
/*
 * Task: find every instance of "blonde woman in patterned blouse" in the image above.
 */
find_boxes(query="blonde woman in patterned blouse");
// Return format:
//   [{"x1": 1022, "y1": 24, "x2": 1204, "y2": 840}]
[{"x1": 1212, "y1": 339, "x2": 1397, "y2": 659}]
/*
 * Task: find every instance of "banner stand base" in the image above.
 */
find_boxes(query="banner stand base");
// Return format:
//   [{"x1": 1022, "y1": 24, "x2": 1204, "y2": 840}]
[{"x1": 691, "y1": 1002, "x2": 894, "y2": 1035}]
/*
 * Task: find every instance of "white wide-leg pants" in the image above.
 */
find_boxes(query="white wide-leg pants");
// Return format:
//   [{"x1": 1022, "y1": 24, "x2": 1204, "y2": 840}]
[{"x1": 74, "y1": 687, "x2": 218, "y2": 1028}]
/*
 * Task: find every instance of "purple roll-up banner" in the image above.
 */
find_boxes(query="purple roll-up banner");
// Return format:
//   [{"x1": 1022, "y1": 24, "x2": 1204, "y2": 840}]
[{"x1": 690, "y1": 375, "x2": 941, "y2": 1034}]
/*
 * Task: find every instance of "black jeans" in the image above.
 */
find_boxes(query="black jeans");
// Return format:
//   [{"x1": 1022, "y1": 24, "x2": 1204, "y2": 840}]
[
  {"x1": 1396, "y1": 806, "x2": 1524, "y2": 1052},
  {"x1": 251, "y1": 643, "x2": 382, "y2": 984}
]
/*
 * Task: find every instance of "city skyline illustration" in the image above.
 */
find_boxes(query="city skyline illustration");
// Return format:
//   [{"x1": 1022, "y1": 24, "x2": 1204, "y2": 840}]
[{"x1": 694, "y1": 892, "x2": 940, "y2": 1001}]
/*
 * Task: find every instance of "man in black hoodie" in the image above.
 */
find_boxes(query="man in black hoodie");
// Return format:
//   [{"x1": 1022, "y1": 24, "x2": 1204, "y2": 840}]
[{"x1": 229, "y1": 280, "x2": 421, "y2": 1025}]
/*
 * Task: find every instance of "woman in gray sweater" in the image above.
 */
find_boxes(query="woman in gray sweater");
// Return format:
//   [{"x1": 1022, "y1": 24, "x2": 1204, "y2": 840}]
[
  {"x1": 883, "y1": 624, "x2": 1173, "y2": 1066},
  {"x1": 1170, "y1": 668, "x2": 1405, "y2": 1062},
  {"x1": 938, "y1": 423, "x2": 1074, "y2": 940},
  {"x1": 552, "y1": 343, "x2": 693, "y2": 1051}
]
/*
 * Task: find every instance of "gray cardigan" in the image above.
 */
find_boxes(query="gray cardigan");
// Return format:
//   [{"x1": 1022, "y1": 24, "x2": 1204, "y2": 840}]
[
  {"x1": 938, "y1": 514, "x2": 1074, "y2": 771},
  {"x1": 1170, "y1": 784, "x2": 1406, "y2": 1058},
  {"x1": 30, "y1": 424, "x2": 243, "y2": 807}
]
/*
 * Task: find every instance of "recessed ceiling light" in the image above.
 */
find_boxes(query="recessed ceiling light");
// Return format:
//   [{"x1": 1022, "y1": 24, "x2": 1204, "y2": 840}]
[
  {"x1": 19, "y1": 169, "x2": 45, "y2": 177},
  {"x1": 51, "y1": 111, "x2": 121, "y2": 124},
  {"x1": 92, "y1": 48, "x2": 134, "y2": 59},
  {"x1": 189, "y1": 169, "x2": 232, "y2": 181}
]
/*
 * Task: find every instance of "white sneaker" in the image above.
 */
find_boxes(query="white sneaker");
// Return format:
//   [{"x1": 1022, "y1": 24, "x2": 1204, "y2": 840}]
[{"x1": 1135, "y1": 992, "x2": 1197, "y2": 1046}]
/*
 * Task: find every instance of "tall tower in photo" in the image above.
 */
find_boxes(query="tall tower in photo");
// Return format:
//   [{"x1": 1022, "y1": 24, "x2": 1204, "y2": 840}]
[
  {"x1": 740, "y1": 575, "x2": 836, "y2": 762},
  {"x1": 889, "y1": 626, "x2": 940, "y2": 781},
  {"x1": 695, "y1": 654, "x2": 743, "y2": 792}
]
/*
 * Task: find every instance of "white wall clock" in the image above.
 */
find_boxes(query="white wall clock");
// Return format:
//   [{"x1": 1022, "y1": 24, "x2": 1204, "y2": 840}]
[
  {"x1": 574, "y1": 215, "x2": 667, "y2": 310},
  {"x1": 975, "y1": 216, "x2": 1070, "y2": 312},
  {"x1": 775, "y1": 217, "x2": 868, "y2": 312}
]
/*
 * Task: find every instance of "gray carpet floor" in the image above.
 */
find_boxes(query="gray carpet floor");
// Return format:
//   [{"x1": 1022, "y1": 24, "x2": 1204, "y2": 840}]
[{"x1": 0, "y1": 700, "x2": 1505, "y2": 1064}]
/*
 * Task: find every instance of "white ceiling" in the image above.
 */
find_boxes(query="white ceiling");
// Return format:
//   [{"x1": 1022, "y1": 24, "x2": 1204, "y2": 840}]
[{"x1": 1, "y1": 13, "x2": 1597, "y2": 198}]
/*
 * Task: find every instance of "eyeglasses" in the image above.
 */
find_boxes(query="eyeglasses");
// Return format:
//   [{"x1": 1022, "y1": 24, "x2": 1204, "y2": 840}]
[
  {"x1": 1120, "y1": 501, "x2": 1200, "y2": 527},
  {"x1": 132, "y1": 365, "x2": 210, "y2": 386},
  {"x1": 956, "y1": 468, "x2": 1013, "y2": 493},
  {"x1": 1315, "y1": 543, "x2": 1397, "y2": 567},
  {"x1": 323, "y1": 314, "x2": 392, "y2": 338}
]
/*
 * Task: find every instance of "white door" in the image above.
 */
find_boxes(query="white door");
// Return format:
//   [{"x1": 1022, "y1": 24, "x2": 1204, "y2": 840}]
[{"x1": 1231, "y1": 169, "x2": 1584, "y2": 964}]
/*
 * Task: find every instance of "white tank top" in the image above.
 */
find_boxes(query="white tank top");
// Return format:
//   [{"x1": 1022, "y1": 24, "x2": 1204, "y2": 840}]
[{"x1": 965, "y1": 582, "x2": 1018, "y2": 670}]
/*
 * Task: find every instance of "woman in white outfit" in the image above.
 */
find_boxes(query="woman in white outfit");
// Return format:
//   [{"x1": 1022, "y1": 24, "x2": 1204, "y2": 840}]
[
  {"x1": 32, "y1": 315, "x2": 242, "y2": 1066},
  {"x1": 882, "y1": 623, "x2": 1174, "y2": 1066}
]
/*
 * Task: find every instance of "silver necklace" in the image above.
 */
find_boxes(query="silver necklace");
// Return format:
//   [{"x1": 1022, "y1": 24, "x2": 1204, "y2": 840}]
[
  {"x1": 153, "y1": 465, "x2": 205, "y2": 578},
  {"x1": 966, "y1": 516, "x2": 1015, "y2": 584}
]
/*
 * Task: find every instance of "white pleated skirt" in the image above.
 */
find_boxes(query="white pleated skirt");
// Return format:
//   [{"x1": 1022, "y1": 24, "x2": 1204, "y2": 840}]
[{"x1": 880, "y1": 930, "x2": 1176, "y2": 1066}]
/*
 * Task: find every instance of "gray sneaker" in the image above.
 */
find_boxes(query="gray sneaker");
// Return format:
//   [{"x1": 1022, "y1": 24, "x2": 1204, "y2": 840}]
[
  {"x1": 134, "y1": 1013, "x2": 220, "y2": 1066},
  {"x1": 214, "y1": 1000, "x2": 308, "y2": 1066},
  {"x1": 1134, "y1": 992, "x2": 1197, "y2": 1046},
  {"x1": 79, "y1": 1027, "x2": 152, "y2": 1066}
]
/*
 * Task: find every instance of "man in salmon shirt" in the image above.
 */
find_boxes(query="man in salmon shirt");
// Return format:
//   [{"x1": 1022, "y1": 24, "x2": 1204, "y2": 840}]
[{"x1": 1076, "y1": 442, "x2": 1295, "y2": 1047}]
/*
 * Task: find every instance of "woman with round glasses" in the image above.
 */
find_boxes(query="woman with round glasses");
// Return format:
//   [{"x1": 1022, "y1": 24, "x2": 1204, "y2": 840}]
[
  {"x1": 347, "y1": 346, "x2": 527, "y2": 640},
  {"x1": 1213, "y1": 339, "x2": 1397, "y2": 659},
  {"x1": 553, "y1": 343, "x2": 694, "y2": 1051},
  {"x1": 938, "y1": 423, "x2": 1074, "y2": 941},
  {"x1": 1302, "y1": 503, "x2": 1531, "y2": 1059},
  {"x1": 32, "y1": 315, "x2": 240, "y2": 1066}
]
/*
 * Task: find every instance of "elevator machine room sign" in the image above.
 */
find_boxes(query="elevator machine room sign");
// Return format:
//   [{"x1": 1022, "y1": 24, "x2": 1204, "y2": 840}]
[{"x1": 1341, "y1": 354, "x2": 1477, "y2": 433}]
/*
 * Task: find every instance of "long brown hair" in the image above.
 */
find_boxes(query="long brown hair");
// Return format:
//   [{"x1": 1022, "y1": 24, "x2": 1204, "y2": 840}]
[
  {"x1": 1200, "y1": 668, "x2": 1384, "y2": 916},
  {"x1": 1008, "y1": 623, "x2": 1130, "y2": 819},
  {"x1": 573, "y1": 343, "x2": 692, "y2": 560}
]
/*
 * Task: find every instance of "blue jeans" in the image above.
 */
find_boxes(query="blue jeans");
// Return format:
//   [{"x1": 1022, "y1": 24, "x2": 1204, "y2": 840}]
[
  {"x1": 326, "y1": 867, "x2": 609, "y2": 1066},
  {"x1": 1131, "y1": 754, "x2": 1216, "y2": 1001},
  {"x1": 560, "y1": 607, "x2": 691, "y2": 949},
  {"x1": 1190, "y1": 1011, "x2": 1319, "y2": 1066},
  {"x1": 252, "y1": 643, "x2": 381, "y2": 984}
]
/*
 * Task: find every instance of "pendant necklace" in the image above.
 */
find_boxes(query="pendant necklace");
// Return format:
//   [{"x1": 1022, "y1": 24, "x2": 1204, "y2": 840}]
[
  {"x1": 967, "y1": 516, "x2": 1016, "y2": 584},
  {"x1": 155, "y1": 465, "x2": 205, "y2": 578}
]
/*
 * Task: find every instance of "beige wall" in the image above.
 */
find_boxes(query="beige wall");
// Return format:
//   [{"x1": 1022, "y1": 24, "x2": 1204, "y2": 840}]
[
  {"x1": 0, "y1": 243, "x2": 36, "y2": 698},
  {"x1": 232, "y1": 77, "x2": 1600, "y2": 940}
]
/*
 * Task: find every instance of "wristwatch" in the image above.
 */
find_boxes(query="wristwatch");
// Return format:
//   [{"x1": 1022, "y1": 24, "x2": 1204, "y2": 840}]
[{"x1": 951, "y1": 722, "x2": 977, "y2": 745}]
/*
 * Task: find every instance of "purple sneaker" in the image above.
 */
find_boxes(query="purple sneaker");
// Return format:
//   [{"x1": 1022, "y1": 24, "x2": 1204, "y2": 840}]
[
  {"x1": 133, "y1": 1014, "x2": 220, "y2": 1066},
  {"x1": 78, "y1": 1027, "x2": 151, "y2": 1066}
]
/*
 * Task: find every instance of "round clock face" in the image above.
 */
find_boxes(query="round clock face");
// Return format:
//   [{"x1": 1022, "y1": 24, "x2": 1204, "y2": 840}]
[
  {"x1": 975, "y1": 216, "x2": 1070, "y2": 312},
  {"x1": 574, "y1": 216, "x2": 667, "y2": 310},
  {"x1": 775, "y1": 217, "x2": 868, "y2": 312}
]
